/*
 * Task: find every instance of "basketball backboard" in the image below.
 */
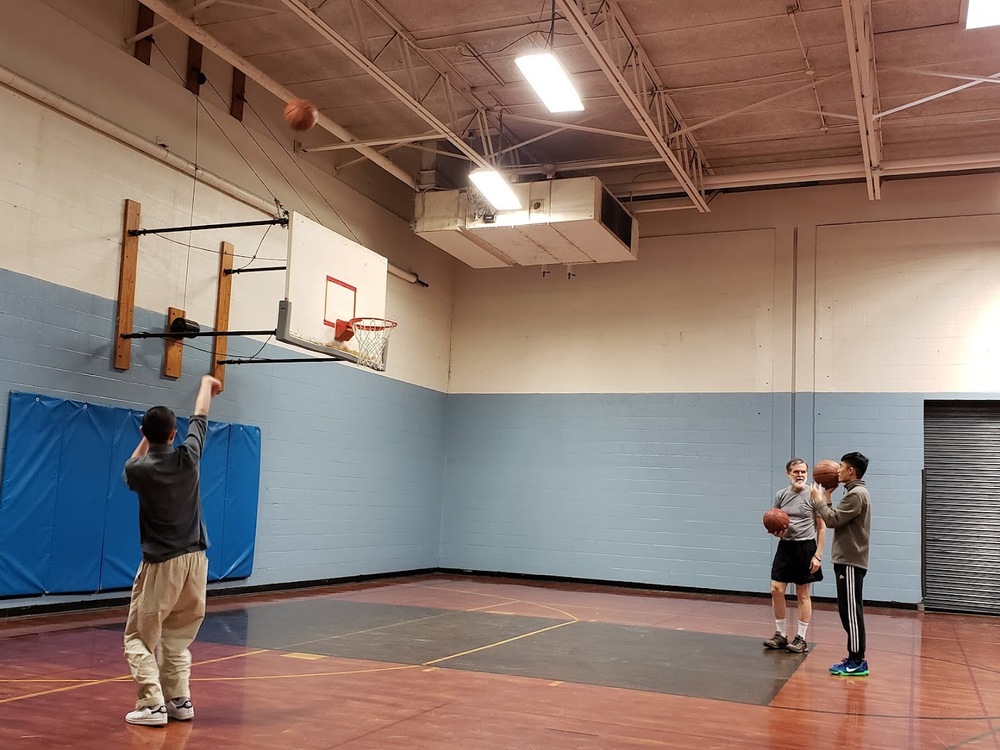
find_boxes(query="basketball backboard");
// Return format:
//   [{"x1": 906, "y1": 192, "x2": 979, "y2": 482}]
[{"x1": 276, "y1": 212, "x2": 389, "y2": 366}]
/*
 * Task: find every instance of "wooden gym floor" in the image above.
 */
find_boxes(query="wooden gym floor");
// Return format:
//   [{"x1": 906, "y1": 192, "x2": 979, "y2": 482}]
[{"x1": 0, "y1": 574, "x2": 998, "y2": 749}]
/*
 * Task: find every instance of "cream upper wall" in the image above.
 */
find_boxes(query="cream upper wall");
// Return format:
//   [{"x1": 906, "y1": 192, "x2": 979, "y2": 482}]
[
  {"x1": 451, "y1": 176, "x2": 1000, "y2": 394},
  {"x1": 0, "y1": 0, "x2": 455, "y2": 392},
  {"x1": 816, "y1": 215, "x2": 1000, "y2": 393},
  {"x1": 449, "y1": 229, "x2": 778, "y2": 394}
]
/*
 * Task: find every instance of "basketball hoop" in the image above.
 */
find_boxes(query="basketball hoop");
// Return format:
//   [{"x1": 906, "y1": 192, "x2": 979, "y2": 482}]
[{"x1": 349, "y1": 317, "x2": 397, "y2": 371}]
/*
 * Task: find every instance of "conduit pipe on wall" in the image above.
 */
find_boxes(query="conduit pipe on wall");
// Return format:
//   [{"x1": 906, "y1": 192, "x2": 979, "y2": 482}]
[{"x1": 0, "y1": 63, "x2": 420, "y2": 285}]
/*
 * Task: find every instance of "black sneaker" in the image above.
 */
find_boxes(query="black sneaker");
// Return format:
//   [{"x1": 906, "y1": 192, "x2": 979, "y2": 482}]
[
  {"x1": 786, "y1": 635, "x2": 809, "y2": 653},
  {"x1": 763, "y1": 631, "x2": 788, "y2": 649}
]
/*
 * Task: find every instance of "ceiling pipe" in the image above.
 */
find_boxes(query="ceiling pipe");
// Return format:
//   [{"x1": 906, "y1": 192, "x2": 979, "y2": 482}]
[
  {"x1": 610, "y1": 164, "x2": 867, "y2": 197},
  {"x1": 881, "y1": 154, "x2": 1000, "y2": 176},
  {"x1": 140, "y1": 0, "x2": 417, "y2": 189},
  {"x1": 0, "y1": 62, "x2": 419, "y2": 285},
  {"x1": 611, "y1": 153, "x2": 1000, "y2": 198}
]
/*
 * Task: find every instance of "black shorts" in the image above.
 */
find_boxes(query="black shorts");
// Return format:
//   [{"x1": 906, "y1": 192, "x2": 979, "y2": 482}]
[{"x1": 771, "y1": 538, "x2": 823, "y2": 585}]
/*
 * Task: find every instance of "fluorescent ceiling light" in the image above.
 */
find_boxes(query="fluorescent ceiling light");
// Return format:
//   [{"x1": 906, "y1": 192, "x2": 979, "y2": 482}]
[
  {"x1": 469, "y1": 168, "x2": 522, "y2": 211},
  {"x1": 514, "y1": 52, "x2": 584, "y2": 113},
  {"x1": 967, "y1": 0, "x2": 1000, "y2": 28}
]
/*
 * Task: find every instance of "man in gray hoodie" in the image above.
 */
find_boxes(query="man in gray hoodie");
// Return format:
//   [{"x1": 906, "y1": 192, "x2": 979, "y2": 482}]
[{"x1": 812, "y1": 451, "x2": 871, "y2": 677}]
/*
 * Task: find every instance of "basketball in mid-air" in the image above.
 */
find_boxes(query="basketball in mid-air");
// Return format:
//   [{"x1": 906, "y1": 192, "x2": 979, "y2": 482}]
[
  {"x1": 812, "y1": 459, "x2": 840, "y2": 489},
  {"x1": 763, "y1": 508, "x2": 789, "y2": 534},
  {"x1": 283, "y1": 98, "x2": 318, "y2": 131}
]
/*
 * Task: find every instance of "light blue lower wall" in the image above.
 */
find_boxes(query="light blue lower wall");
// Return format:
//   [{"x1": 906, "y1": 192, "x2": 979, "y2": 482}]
[
  {"x1": 0, "y1": 269, "x2": 445, "y2": 606},
  {"x1": 0, "y1": 270, "x2": 934, "y2": 608},
  {"x1": 442, "y1": 392, "x2": 926, "y2": 604}
]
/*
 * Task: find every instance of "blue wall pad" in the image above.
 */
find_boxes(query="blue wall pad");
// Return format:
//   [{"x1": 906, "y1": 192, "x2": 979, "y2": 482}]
[{"x1": 0, "y1": 392, "x2": 261, "y2": 596}]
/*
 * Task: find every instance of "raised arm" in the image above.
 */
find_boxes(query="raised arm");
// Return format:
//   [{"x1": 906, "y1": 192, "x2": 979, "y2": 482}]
[
  {"x1": 129, "y1": 436, "x2": 150, "y2": 461},
  {"x1": 193, "y1": 375, "x2": 223, "y2": 417}
]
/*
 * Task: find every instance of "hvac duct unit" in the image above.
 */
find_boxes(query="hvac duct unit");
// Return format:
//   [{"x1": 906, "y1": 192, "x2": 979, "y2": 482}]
[{"x1": 414, "y1": 176, "x2": 638, "y2": 269}]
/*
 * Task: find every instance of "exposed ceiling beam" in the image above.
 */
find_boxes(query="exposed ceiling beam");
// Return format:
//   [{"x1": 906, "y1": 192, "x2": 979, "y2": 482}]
[
  {"x1": 555, "y1": 0, "x2": 710, "y2": 212},
  {"x1": 887, "y1": 67, "x2": 1000, "y2": 88},
  {"x1": 670, "y1": 74, "x2": 851, "y2": 138},
  {"x1": 501, "y1": 113, "x2": 652, "y2": 141},
  {"x1": 877, "y1": 68, "x2": 1000, "y2": 120},
  {"x1": 124, "y1": 0, "x2": 219, "y2": 45},
  {"x1": 842, "y1": 0, "x2": 883, "y2": 199},
  {"x1": 139, "y1": 0, "x2": 417, "y2": 189},
  {"x1": 278, "y1": 0, "x2": 492, "y2": 170},
  {"x1": 304, "y1": 133, "x2": 444, "y2": 152},
  {"x1": 676, "y1": 90, "x2": 858, "y2": 122},
  {"x1": 787, "y1": 3, "x2": 831, "y2": 132}
]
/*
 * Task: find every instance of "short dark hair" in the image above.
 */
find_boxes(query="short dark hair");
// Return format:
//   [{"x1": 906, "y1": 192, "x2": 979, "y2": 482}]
[
  {"x1": 142, "y1": 406, "x2": 177, "y2": 445},
  {"x1": 841, "y1": 451, "x2": 869, "y2": 479},
  {"x1": 786, "y1": 458, "x2": 807, "y2": 472}
]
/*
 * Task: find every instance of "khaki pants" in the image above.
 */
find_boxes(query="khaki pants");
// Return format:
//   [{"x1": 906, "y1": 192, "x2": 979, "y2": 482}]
[{"x1": 123, "y1": 551, "x2": 208, "y2": 709}]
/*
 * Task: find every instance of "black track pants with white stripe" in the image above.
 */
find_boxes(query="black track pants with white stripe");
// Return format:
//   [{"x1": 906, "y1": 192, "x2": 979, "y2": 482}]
[{"x1": 834, "y1": 563, "x2": 867, "y2": 662}]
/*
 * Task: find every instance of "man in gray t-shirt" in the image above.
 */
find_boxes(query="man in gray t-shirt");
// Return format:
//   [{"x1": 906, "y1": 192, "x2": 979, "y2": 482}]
[
  {"x1": 762, "y1": 458, "x2": 827, "y2": 654},
  {"x1": 121, "y1": 375, "x2": 221, "y2": 727}
]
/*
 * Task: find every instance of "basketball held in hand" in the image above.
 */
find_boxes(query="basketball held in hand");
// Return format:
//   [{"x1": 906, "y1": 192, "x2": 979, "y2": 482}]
[
  {"x1": 763, "y1": 508, "x2": 789, "y2": 535},
  {"x1": 812, "y1": 459, "x2": 840, "y2": 490},
  {"x1": 283, "y1": 98, "x2": 318, "y2": 131}
]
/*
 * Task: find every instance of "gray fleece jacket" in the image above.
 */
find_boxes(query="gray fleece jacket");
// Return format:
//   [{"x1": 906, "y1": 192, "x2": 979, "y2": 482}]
[{"x1": 816, "y1": 478, "x2": 871, "y2": 569}]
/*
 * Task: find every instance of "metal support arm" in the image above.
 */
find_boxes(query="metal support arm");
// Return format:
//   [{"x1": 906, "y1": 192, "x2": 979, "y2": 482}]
[
  {"x1": 128, "y1": 217, "x2": 287, "y2": 237},
  {"x1": 121, "y1": 329, "x2": 276, "y2": 339}
]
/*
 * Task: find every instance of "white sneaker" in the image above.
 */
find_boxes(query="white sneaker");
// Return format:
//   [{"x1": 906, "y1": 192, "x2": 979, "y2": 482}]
[
  {"x1": 166, "y1": 697, "x2": 195, "y2": 721},
  {"x1": 125, "y1": 704, "x2": 167, "y2": 726}
]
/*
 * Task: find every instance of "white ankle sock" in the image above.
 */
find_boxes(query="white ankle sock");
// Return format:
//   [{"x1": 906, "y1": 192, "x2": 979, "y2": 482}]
[
  {"x1": 797, "y1": 620, "x2": 809, "y2": 639},
  {"x1": 775, "y1": 619, "x2": 786, "y2": 636}
]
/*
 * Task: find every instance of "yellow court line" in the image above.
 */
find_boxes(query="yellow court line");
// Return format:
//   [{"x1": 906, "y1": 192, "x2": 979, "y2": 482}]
[
  {"x1": 2, "y1": 615, "x2": 580, "y2": 699},
  {"x1": 192, "y1": 663, "x2": 421, "y2": 681},
  {"x1": 0, "y1": 675, "x2": 131, "y2": 703},
  {"x1": 417, "y1": 584, "x2": 582, "y2": 622},
  {"x1": 0, "y1": 649, "x2": 268, "y2": 704},
  {"x1": 422, "y1": 619, "x2": 577, "y2": 666}
]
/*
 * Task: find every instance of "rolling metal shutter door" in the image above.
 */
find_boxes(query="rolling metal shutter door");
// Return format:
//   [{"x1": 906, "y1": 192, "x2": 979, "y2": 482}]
[{"x1": 924, "y1": 401, "x2": 1000, "y2": 615}]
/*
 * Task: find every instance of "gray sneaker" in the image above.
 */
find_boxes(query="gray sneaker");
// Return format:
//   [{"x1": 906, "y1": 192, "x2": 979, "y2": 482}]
[
  {"x1": 786, "y1": 635, "x2": 809, "y2": 653},
  {"x1": 763, "y1": 631, "x2": 788, "y2": 649}
]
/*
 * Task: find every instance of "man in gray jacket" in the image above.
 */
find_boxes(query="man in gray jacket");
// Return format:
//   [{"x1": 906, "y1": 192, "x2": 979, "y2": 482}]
[{"x1": 812, "y1": 451, "x2": 871, "y2": 677}]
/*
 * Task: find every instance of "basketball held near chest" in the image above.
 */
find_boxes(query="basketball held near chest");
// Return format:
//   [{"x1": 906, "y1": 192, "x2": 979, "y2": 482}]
[{"x1": 763, "y1": 507, "x2": 789, "y2": 534}]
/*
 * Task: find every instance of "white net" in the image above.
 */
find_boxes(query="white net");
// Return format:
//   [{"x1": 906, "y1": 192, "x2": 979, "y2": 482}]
[{"x1": 350, "y1": 317, "x2": 397, "y2": 371}]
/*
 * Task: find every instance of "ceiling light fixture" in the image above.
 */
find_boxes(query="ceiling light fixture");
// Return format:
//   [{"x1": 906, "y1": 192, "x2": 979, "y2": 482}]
[
  {"x1": 469, "y1": 168, "x2": 522, "y2": 211},
  {"x1": 514, "y1": 0, "x2": 583, "y2": 113},
  {"x1": 514, "y1": 52, "x2": 584, "y2": 113},
  {"x1": 966, "y1": 0, "x2": 1000, "y2": 29}
]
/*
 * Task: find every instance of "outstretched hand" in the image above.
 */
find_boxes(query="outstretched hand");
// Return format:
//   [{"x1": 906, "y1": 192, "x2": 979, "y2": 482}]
[
  {"x1": 194, "y1": 375, "x2": 223, "y2": 416},
  {"x1": 202, "y1": 375, "x2": 223, "y2": 396}
]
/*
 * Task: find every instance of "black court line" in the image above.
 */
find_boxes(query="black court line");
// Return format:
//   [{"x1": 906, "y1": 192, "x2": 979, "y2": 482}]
[{"x1": 184, "y1": 599, "x2": 804, "y2": 705}]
